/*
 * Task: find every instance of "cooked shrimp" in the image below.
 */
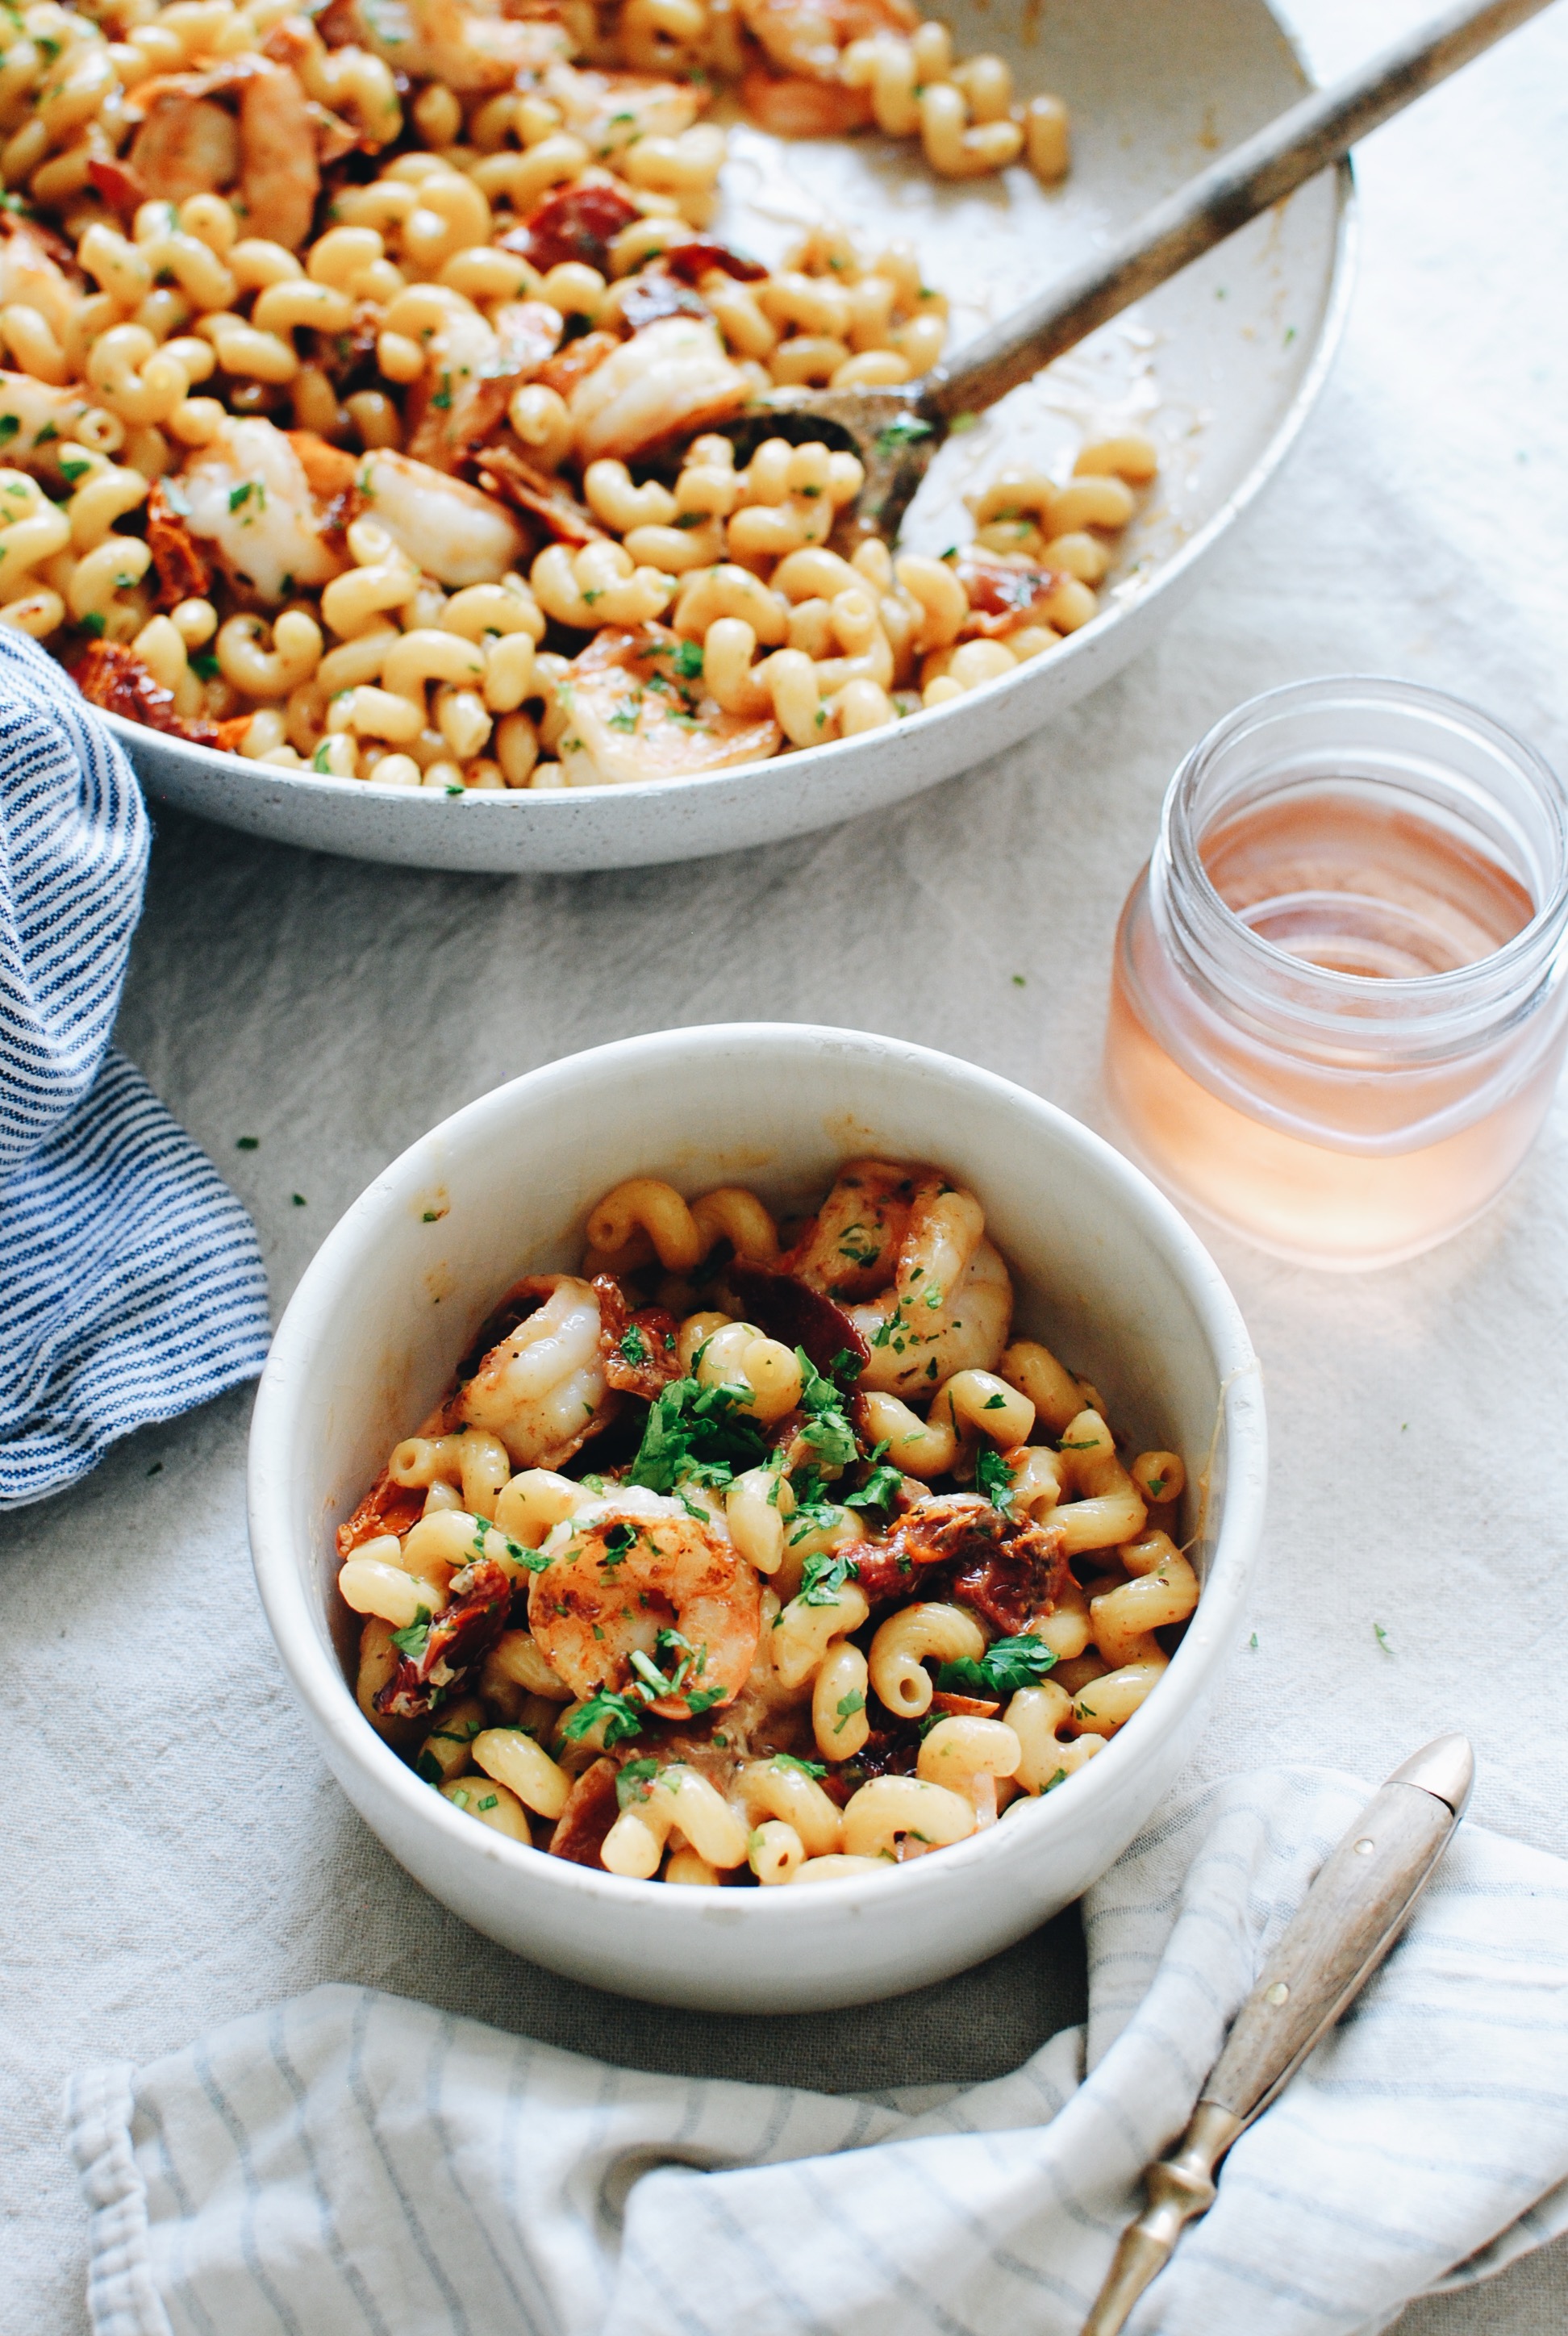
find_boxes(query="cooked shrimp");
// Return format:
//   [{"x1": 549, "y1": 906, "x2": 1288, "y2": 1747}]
[
  {"x1": 358, "y1": 0, "x2": 568, "y2": 94},
  {"x1": 554, "y1": 624, "x2": 781, "y2": 786},
  {"x1": 736, "y1": 70, "x2": 872, "y2": 136},
  {"x1": 569, "y1": 315, "x2": 747, "y2": 464},
  {"x1": 358, "y1": 450, "x2": 528, "y2": 586},
  {"x1": 407, "y1": 302, "x2": 561, "y2": 474},
  {"x1": 529, "y1": 1486, "x2": 762, "y2": 1717},
  {"x1": 736, "y1": 0, "x2": 917, "y2": 81},
  {"x1": 457, "y1": 1275, "x2": 611, "y2": 1469},
  {"x1": 786, "y1": 1158, "x2": 921, "y2": 1300},
  {"x1": 789, "y1": 1161, "x2": 1013, "y2": 1395},
  {"x1": 129, "y1": 86, "x2": 241, "y2": 202},
  {"x1": 180, "y1": 417, "x2": 345, "y2": 604},
  {"x1": 544, "y1": 64, "x2": 703, "y2": 157},
  {"x1": 239, "y1": 62, "x2": 319, "y2": 252}
]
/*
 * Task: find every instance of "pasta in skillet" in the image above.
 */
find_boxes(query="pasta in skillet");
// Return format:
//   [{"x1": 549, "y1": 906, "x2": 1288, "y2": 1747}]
[
  {"x1": 336, "y1": 1158, "x2": 1199, "y2": 1883},
  {"x1": 0, "y1": 0, "x2": 1157, "y2": 790}
]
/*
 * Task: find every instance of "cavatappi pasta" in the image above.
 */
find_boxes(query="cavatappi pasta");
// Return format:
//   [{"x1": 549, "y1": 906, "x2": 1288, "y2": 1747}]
[
  {"x1": 336, "y1": 1159, "x2": 1199, "y2": 1883},
  {"x1": 0, "y1": 0, "x2": 1157, "y2": 790}
]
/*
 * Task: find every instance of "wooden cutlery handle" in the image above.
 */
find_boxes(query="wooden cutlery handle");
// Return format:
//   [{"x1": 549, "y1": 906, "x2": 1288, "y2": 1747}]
[{"x1": 1201, "y1": 1739, "x2": 1470, "y2": 2126}]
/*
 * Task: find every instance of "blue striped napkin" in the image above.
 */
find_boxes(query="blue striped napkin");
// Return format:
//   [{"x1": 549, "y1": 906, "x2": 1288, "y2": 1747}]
[
  {"x1": 68, "y1": 1766, "x2": 1568, "y2": 2336},
  {"x1": 0, "y1": 628, "x2": 269, "y2": 1507}
]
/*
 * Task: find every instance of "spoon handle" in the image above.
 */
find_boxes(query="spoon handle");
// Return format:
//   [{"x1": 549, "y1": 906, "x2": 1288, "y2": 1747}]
[
  {"x1": 923, "y1": 0, "x2": 1557, "y2": 423},
  {"x1": 1078, "y1": 1733, "x2": 1475, "y2": 2336}
]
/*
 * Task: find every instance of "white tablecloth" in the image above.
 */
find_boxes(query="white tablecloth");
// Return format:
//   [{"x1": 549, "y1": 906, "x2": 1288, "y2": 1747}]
[{"x1": 6, "y1": 3, "x2": 1568, "y2": 2326}]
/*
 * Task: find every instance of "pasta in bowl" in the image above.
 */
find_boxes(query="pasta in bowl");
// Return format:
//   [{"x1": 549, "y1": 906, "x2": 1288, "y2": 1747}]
[
  {"x1": 336, "y1": 1160, "x2": 1203, "y2": 1888},
  {"x1": 248, "y1": 1023, "x2": 1267, "y2": 2008}
]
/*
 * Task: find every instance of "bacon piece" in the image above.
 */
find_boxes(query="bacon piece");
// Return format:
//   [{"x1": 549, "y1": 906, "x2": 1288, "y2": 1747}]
[
  {"x1": 336, "y1": 1472, "x2": 425, "y2": 1558},
  {"x1": 548, "y1": 1758, "x2": 622, "y2": 1867},
  {"x1": 145, "y1": 481, "x2": 211, "y2": 607},
  {"x1": 374, "y1": 1556, "x2": 513, "y2": 1720},
  {"x1": 954, "y1": 547, "x2": 1064, "y2": 640},
  {"x1": 618, "y1": 271, "x2": 711, "y2": 333},
  {"x1": 511, "y1": 182, "x2": 640, "y2": 275},
  {"x1": 470, "y1": 443, "x2": 603, "y2": 544},
  {"x1": 69, "y1": 640, "x2": 250, "y2": 750},
  {"x1": 593, "y1": 1274, "x2": 682, "y2": 1400},
  {"x1": 739, "y1": 68, "x2": 873, "y2": 136},
  {"x1": 535, "y1": 328, "x2": 619, "y2": 403},
  {"x1": 728, "y1": 1263, "x2": 868, "y2": 1379},
  {"x1": 663, "y1": 238, "x2": 767, "y2": 286},
  {"x1": 88, "y1": 157, "x2": 146, "y2": 222}
]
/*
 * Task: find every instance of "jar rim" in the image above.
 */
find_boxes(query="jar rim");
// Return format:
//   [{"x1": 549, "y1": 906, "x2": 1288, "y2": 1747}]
[{"x1": 1157, "y1": 675, "x2": 1568, "y2": 1040}]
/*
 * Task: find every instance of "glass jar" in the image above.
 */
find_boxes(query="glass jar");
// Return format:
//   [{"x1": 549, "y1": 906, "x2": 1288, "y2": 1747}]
[{"x1": 1103, "y1": 678, "x2": 1568, "y2": 1269}]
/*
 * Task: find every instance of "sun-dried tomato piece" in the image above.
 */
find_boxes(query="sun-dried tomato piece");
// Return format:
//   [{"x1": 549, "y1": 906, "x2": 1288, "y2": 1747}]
[
  {"x1": 88, "y1": 156, "x2": 145, "y2": 222},
  {"x1": 548, "y1": 1757, "x2": 622, "y2": 1867},
  {"x1": 511, "y1": 182, "x2": 640, "y2": 275},
  {"x1": 727, "y1": 1263, "x2": 868, "y2": 1379},
  {"x1": 69, "y1": 640, "x2": 248, "y2": 750},
  {"x1": 949, "y1": 1512, "x2": 1068, "y2": 1637},
  {"x1": 618, "y1": 270, "x2": 711, "y2": 333},
  {"x1": 953, "y1": 547, "x2": 1062, "y2": 639},
  {"x1": 594, "y1": 1274, "x2": 682, "y2": 1399},
  {"x1": 662, "y1": 238, "x2": 767, "y2": 286},
  {"x1": 374, "y1": 1557, "x2": 512, "y2": 1721},
  {"x1": 928, "y1": 1688, "x2": 1002, "y2": 1719},
  {"x1": 336, "y1": 1472, "x2": 425, "y2": 1559},
  {"x1": 145, "y1": 482, "x2": 211, "y2": 608}
]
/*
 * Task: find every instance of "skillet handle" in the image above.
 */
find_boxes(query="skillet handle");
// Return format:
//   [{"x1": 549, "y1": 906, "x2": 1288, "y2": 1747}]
[{"x1": 923, "y1": 0, "x2": 1556, "y2": 423}]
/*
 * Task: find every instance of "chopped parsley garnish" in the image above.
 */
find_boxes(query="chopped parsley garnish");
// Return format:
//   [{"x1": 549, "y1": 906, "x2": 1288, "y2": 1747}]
[
  {"x1": 79, "y1": 611, "x2": 106, "y2": 638},
  {"x1": 432, "y1": 373, "x2": 453, "y2": 410},
  {"x1": 389, "y1": 1607, "x2": 432, "y2": 1660},
  {"x1": 477, "y1": 1793, "x2": 498, "y2": 1812},
  {"x1": 770, "y1": 1751, "x2": 827, "y2": 1779},
  {"x1": 874, "y1": 416, "x2": 934, "y2": 455},
  {"x1": 845, "y1": 1443, "x2": 903, "y2": 1517},
  {"x1": 599, "y1": 1520, "x2": 637, "y2": 1567},
  {"x1": 618, "y1": 1324, "x2": 648, "y2": 1366},
  {"x1": 607, "y1": 707, "x2": 639, "y2": 732},
  {"x1": 615, "y1": 1757, "x2": 659, "y2": 1807},
  {"x1": 685, "y1": 1686, "x2": 724, "y2": 1715},
  {"x1": 834, "y1": 1689, "x2": 865, "y2": 1727},
  {"x1": 561, "y1": 1689, "x2": 645, "y2": 1746},
  {"x1": 227, "y1": 481, "x2": 264, "y2": 514},
  {"x1": 935, "y1": 1633, "x2": 1057, "y2": 1699},
  {"x1": 973, "y1": 1445, "x2": 1015, "y2": 1513},
  {"x1": 190, "y1": 650, "x2": 221, "y2": 681},
  {"x1": 625, "y1": 1374, "x2": 766, "y2": 1495},
  {"x1": 794, "y1": 1349, "x2": 857, "y2": 1473},
  {"x1": 798, "y1": 1549, "x2": 857, "y2": 1604},
  {"x1": 0, "y1": 415, "x2": 18, "y2": 445}
]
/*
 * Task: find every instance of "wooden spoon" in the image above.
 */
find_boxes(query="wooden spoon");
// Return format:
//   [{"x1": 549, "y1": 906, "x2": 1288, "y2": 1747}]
[{"x1": 728, "y1": 0, "x2": 1558, "y2": 540}]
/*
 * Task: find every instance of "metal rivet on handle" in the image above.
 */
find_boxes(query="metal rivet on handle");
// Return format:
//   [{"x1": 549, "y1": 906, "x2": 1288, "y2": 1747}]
[
  {"x1": 1355, "y1": 1838, "x2": 1376, "y2": 1855},
  {"x1": 1265, "y1": 1982, "x2": 1290, "y2": 2006}
]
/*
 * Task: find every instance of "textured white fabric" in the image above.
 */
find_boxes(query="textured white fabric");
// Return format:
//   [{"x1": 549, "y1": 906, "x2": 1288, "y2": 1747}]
[
  {"x1": 6, "y1": 2, "x2": 1568, "y2": 2330},
  {"x1": 66, "y1": 1770, "x2": 1568, "y2": 2336}
]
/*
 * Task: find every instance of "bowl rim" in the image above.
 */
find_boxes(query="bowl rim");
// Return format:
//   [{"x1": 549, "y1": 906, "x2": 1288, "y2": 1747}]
[
  {"x1": 248, "y1": 1021, "x2": 1268, "y2": 1917},
  {"x1": 113, "y1": 134, "x2": 1357, "y2": 829}
]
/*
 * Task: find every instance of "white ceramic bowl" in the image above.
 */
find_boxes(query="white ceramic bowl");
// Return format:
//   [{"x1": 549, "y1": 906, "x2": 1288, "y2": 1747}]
[
  {"x1": 248, "y1": 1024, "x2": 1266, "y2": 2009},
  {"x1": 127, "y1": 0, "x2": 1352, "y2": 874}
]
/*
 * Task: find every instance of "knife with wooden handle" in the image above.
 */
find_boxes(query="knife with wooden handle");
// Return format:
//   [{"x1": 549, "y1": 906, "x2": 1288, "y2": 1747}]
[{"x1": 1079, "y1": 1733, "x2": 1475, "y2": 2336}]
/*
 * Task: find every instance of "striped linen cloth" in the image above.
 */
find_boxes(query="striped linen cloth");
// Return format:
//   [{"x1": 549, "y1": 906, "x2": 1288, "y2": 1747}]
[
  {"x1": 69, "y1": 1765, "x2": 1568, "y2": 2336},
  {"x1": 0, "y1": 627, "x2": 269, "y2": 1506}
]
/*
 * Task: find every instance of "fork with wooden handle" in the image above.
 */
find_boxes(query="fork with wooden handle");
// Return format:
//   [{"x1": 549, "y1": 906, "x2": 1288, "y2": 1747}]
[
  {"x1": 731, "y1": 0, "x2": 1559, "y2": 540},
  {"x1": 1078, "y1": 1733, "x2": 1476, "y2": 2336}
]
